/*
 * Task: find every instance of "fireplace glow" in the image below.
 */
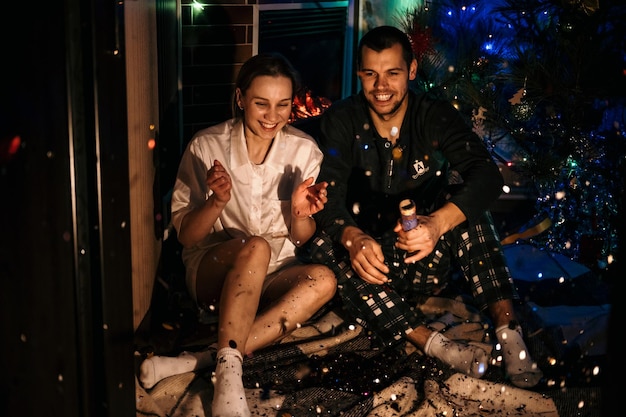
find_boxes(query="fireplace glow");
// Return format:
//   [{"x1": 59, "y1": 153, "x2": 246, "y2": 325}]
[{"x1": 291, "y1": 89, "x2": 332, "y2": 122}]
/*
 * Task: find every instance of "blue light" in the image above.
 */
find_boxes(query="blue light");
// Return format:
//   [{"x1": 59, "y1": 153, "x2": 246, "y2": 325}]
[{"x1": 477, "y1": 362, "x2": 486, "y2": 376}]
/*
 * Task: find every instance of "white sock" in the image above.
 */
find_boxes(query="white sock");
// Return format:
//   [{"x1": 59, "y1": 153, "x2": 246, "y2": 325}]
[
  {"x1": 496, "y1": 324, "x2": 543, "y2": 388},
  {"x1": 424, "y1": 331, "x2": 488, "y2": 378},
  {"x1": 211, "y1": 347, "x2": 250, "y2": 417},
  {"x1": 139, "y1": 345, "x2": 217, "y2": 389}
]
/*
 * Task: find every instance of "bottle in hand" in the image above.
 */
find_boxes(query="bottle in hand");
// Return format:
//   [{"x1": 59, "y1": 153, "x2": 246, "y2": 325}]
[{"x1": 399, "y1": 199, "x2": 418, "y2": 231}]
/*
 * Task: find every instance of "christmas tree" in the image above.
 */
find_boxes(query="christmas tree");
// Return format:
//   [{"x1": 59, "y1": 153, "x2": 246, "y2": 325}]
[{"x1": 398, "y1": 0, "x2": 625, "y2": 270}]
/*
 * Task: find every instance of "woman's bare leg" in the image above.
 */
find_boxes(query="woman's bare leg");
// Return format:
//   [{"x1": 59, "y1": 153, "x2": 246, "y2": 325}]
[
  {"x1": 139, "y1": 237, "x2": 267, "y2": 389},
  {"x1": 202, "y1": 236, "x2": 271, "y2": 352},
  {"x1": 140, "y1": 237, "x2": 337, "y2": 407},
  {"x1": 207, "y1": 241, "x2": 336, "y2": 417},
  {"x1": 201, "y1": 236, "x2": 271, "y2": 417},
  {"x1": 243, "y1": 263, "x2": 336, "y2": 355}
]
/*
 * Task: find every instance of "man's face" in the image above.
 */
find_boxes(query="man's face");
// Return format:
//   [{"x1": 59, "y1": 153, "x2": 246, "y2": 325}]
[{"x1": 358, "y1": 43, "x2": 417, "y2": 120}]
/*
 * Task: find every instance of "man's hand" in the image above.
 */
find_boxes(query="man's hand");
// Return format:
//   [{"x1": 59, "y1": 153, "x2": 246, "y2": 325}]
[
  {"x1": 394, "y1": 202, "x2": 466, "y2": 263},
  {"x1": 393, "y1": 216, "x2": 439, "y2": 263},
  {"x1": 342, "y1": 226, "x2": 389, "y2": 285}
]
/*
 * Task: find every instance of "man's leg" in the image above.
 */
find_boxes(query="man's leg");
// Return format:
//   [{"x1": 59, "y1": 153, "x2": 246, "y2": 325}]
[
  {"x1": 490, "y1": 300, "x2": 544, "y2": 388},
  {"x1": 453, "y1": 212, "x2": 543, "y2": 388},
  {"x1": 401, "y1": 234, "x2": 489, "y2": 378},
  {"x1": 308, "y1": 232, "x2": 489, "y2": 378},
  {"x1": 307, "y1": 231, "x2": 425, "y2": 345}
]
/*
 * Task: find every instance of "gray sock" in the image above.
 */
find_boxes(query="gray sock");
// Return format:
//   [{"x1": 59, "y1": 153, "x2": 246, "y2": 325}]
[
  {"x1": 424, "y1": 331, "x2": 488, "y2": 378},
  {"x1": 496, "y1": 324, "x2": 543, "y2": 388}
]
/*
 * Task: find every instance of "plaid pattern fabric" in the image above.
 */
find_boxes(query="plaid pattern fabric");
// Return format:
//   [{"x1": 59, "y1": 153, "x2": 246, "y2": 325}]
[{"x1": 305, "y1": 211, "x2": 518, "y2": 347}]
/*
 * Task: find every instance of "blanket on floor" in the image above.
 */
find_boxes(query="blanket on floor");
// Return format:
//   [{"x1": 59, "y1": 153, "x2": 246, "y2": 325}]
[{"x1": 135, "y1": 296, "x2": 604, "y2": 417}]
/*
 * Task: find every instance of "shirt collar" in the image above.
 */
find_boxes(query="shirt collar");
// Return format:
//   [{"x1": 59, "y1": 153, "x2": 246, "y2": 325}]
[{"x1": 230, "y1": 119, "x2": 285, "y2": 171}]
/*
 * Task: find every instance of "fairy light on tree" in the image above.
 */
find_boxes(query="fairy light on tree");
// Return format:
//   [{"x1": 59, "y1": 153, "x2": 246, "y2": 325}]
[{"x1": 397, "y1": 0, "x2": 625, "y2": 269}]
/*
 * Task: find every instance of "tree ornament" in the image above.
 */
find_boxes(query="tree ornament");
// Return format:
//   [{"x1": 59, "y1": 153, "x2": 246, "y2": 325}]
[{"x1": 407, "y1": 20, "x2": 435, "y2": 64}]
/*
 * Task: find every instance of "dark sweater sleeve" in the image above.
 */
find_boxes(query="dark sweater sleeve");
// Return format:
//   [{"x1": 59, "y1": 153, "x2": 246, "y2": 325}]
[
  {"x1": 313, "y1": 98, "x2": 360, "y2": 243},
  {"x1": 423, "y1": 98, "x2": 504, "y2": 222}
]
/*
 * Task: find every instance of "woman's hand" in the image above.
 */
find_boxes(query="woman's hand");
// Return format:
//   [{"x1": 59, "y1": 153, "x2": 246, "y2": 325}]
[
  {"x1": 206, "y1": 159, "x2": 231, "y2": 205},
  {"x1": 178, "y1": 159, "x2": 231, "y2": 248},
  {"x1": 291, "y1": 177, "x2": 328, "y2": 219}
]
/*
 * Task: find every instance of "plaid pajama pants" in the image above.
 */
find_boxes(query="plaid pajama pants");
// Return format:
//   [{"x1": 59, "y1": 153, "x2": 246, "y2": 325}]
[{"x1": 304, "y1": 211, "x2": 518, "y2": 347}]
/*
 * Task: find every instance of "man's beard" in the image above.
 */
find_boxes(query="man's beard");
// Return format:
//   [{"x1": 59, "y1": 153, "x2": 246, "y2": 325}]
[{"x1": 367, "y1": 93, "x2": 405, "y2": 119}]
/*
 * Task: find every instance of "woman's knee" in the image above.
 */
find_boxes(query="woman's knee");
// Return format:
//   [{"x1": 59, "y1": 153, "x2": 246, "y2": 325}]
[
  {"x1": 308, "y1": 264, "x2": 337, "y2": 298},
  {"x1": 240, "y1": 235, "x2": 272, "y2": 258}
]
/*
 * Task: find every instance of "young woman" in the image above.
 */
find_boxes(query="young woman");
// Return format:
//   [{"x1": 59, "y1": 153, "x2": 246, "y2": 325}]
[{"x1": 139, "y1": 53, "x2": 336, "y2": 417}]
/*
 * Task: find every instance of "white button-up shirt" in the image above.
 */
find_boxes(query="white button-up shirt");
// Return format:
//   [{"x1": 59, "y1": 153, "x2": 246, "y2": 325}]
[{"x1": 171, "y1": 118, "x2": 323, "y2": 300}]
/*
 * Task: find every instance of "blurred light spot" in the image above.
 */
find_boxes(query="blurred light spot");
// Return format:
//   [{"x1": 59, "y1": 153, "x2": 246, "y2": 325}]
[{"x1": 9, "y1": 135, "x2": 21, "y2": 155}]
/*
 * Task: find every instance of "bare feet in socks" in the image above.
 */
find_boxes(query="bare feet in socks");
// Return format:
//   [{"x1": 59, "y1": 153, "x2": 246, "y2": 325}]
[
  {"x1": 211, "y1": 347, "x2": 250, "y2": 417},
  {"x1": 424, "y1": 331, "x2": 488, "y2": 378},
  {"x1": 139, "y1": 345, "x2": 217, "y2": 389},
  {"x1": 496, "y1": 323, "x2": 543, "y2": 388}
]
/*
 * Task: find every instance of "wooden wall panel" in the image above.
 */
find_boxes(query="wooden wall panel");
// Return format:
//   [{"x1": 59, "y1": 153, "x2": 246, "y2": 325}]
[{"x1": 125, "y1": 0, "x2": 161, "y2": 330}]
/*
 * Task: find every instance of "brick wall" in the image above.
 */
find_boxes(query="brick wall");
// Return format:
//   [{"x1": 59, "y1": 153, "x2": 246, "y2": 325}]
[
  {"x1": 180, "y1": 0, "x2": 352, "y2": 143},
  {"x1": 181, "y1": 0, "x2": 255, "y2": 142}
]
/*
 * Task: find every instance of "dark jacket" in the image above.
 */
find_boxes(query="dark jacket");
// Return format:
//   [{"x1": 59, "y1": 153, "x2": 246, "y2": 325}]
[{"x1": 314, "y1": 90, "x2": 504, "y2": 242}]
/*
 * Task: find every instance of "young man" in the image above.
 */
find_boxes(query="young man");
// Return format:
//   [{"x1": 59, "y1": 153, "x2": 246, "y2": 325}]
[{"x1": 309, "y1": 25, "x2": 543, "y2": 388}]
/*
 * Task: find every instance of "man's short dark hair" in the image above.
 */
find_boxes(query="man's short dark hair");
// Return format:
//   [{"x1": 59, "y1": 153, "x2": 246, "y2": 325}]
[{"x1": 357, "y1": 26, "x2": 415, "y2": 70}]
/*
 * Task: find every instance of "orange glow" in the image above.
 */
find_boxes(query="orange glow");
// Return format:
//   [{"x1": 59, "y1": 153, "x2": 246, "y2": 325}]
[
  {"x1": 148, "y1": 138, "x2": 156, "y2": 150},
  {"x1": 291, "y1": 89, "x2": 331, "y2": 122}
]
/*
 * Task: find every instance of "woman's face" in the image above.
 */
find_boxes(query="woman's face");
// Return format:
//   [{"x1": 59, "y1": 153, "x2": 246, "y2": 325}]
[{"x1": 237, "y1": 75, "x2": 293, "y2": 142}]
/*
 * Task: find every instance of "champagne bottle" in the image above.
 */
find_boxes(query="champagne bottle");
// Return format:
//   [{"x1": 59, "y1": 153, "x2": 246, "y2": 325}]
[{"x1": 399, "y1": 199, "x2": 418, "y2": 231}]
